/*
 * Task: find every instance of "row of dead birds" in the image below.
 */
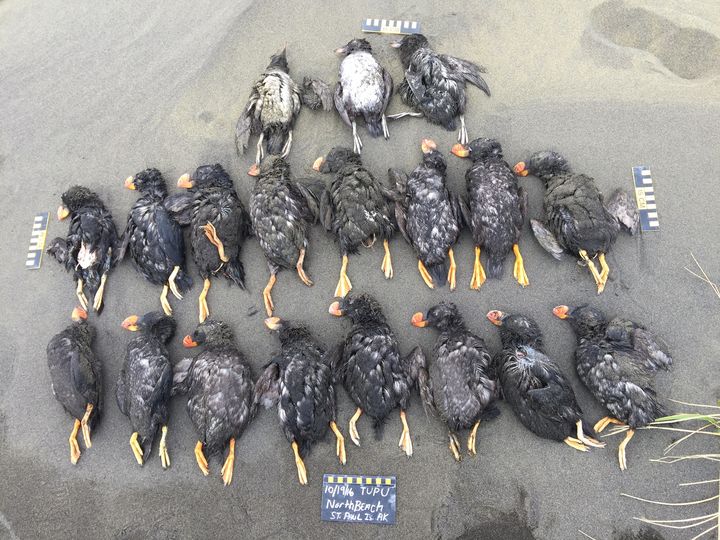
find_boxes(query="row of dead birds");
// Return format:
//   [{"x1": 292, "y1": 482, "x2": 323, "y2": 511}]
[{"x1": 48, "y1": 294, "x2": 672, "y2": 486}]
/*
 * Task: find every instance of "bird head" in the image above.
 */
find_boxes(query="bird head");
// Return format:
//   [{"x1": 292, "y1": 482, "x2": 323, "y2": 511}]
[
  {"x1": 250, "y1": 156, "x2": 289, "y2": 177},
  {"x1": 389, "y1": 34, "x2": 430, "y2": 65},
  {"x1": 183, "y1": 319, "x2": 233, "y2": 348},
  {"x1": 412, "y1": 301, "x2": 464, "y2": 332},
  {"x1": 329, "y1": 294, "x2": 385, "y2": 324},
  {"x1": 335, "y1": 38, "x2": 372, "y2": 56},
  {"x1": 178, "y1": 164, "x2": 233, "y2": 191},
  {"x1": 71, "y1": 306, "x2": 88, "y2": 323},
  {"x1": 420, "y1": 141, "x2": 447, "y2": 172},
  {"x1": 453, "y1": 138, "x2": 503, "y2": 161},
  {"x1": 313, "y1": 146, "x2": 359, "y2": 173},
  {"x1": 487, "y1": 310, "x2": 544, "y2": 349},
  {"x1": 514, "y1": 151, "x2": 570, "y2": 180},
  {"x1": 59, "y1": 186, "x2": 104, "y2": 219},
  {"x1": 267, "y1": 47, "x2": 289, "y2": 72},
  {"x1": 553, "y1": 304, "x2": 606, "y2": 336},
  {"x1": 122, "y1": 312, "x2": 176, "y2": 342},
  {"x1": 125, "y1": 168, "x2": 167, "y2": 195}
]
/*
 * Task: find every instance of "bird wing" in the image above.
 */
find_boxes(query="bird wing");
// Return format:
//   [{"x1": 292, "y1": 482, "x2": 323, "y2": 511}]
[
  {"x1": 301, "y1": 77, "x2": 334, "y2": 111},
  {"x1": 117, "y1": 215, "x2": 134, "y2": 261},
  {"x1": 333, "y1": 82, "x2": 353, "y2": 127},
  {"x1": 323, "y1": 342, "x2": 344, "y2": 383},
  {"x1": 235, "y1": 85, "x2": 263, "y2": 155},
  {"x1": 115, "y1": 368, "x2": 128, "y2": 416},
  {"x1": 607, "y1": 318, "x2": 673, "y2": 372},
  {"x1": 67, "y1": 343, "x2": 99, "y2": 406},
  {"x1": 163, "y1": 192, "x2": 196, "y2": 226},
  {"x1": 530, "y1": 219, "x2": 566, "y2": 260},
  {"x1": 292, "y1": 179, "x2": 325, "y2": 223},
  {"x1": 439, "y1": 54, "x2": 491, "y2": 97},
  {"x1": 519, "y1": 185, "x2": 528, "y2": 223},
  {"x1": 604, "y1": 188, "x2": 639, "y2": 235},
  {"x1": 450, "y1": 190, "x2": 470, "y2": 229},
  {"x1": 319, "y1": 187, "x2": 335, "y2": 232},
  {"x1": 387, "y1": 168, "x2": 411, "y2": 243},
  {"x1": 253, "y1": 361, "x2": 281, "y2": 409},
  {"x1": 171, "y1": 357, "x2": 194, "y2": 396},
  {"x1": 153, "y1": 205, "x2": 186, "y2": 267},
  {"x1": 381, "y1": 66, "x2": 394, "y2": 114}
]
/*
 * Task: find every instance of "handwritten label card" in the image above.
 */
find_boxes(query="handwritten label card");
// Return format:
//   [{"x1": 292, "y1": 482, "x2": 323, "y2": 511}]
[{"x1": 321, "y1": 475, "x2": 397, "y2": 525}]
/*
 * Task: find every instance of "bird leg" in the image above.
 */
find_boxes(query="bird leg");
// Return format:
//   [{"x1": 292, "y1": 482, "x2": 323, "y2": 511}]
[
  {"x1": 130, "y1": 432, "x2": 144, "y2": 466},
  {"x1": 255, "y1": 132, "x2": 265, "y2": 165},
  {"x1": 579, "y1": 250, "x2": 604, "y2": 294},
  {"x1": 618, "y1": 428, "x2": 635, "y2": 471},
  {"x1": 296, "y1": 248, "x2": 313, "y2": 287},
  {"x1": 80, "y1": 403, "x2": 93, "y2": 448},
  {"x1": 334, "y1": 255, "x2": 352, "y2": 298},
  {"x1": 281, "y1": 130, "x2": 293, "y2": 158},
  {"x1": 470, "y1": 246, "x2": 486, "y2": 290},
  {"x1": 291, "y1": 441, "x2": 308, "y2": 485},
  {"x1": 447, "y1": 248, "x2": 457, "y2": 291},
  {"x1": 458, "y1": 115, "x2": 468, "y2": 145},
  {"x1": 512, "y1": 244, "x2": 530, "y2": 287},
  {"x1": 448, "y1": 432, "x2": 462, "y2": 462},
  {"x1": 593, "y1": 416, "x2": 625, "y2": 433},
  {"x1": 159, "y1": 425, "x2": 170, "y2": 469},
  {"x1": 467, "y1": 420, "x2": 481, "y2": 455},
  {"x1": 348, "y1": 407, "x2": 362, "y2": 447},
  {"x1": 92, "y1": 273, "x2": 107, "y2": 312},
  {"x1": 398, "y1": 410, "x2": 413, "y2": 457},
  {"x1": 76, "y1": 279, "x2": 89, "y2": 311},
  {"x1": 330, "y1": 421, "x2": 347, "y2": 465},
  {"x1": 262, "y1": 273, "x2": 277, "y2": 317},
  {"x1": 202, "y1": 222, "x2": 229, "y2": 263},
  {"x1": 221, "y1": 437, "x2": 236, "y2": 486},
  {"x1": 351, "y1": 120, "x2": 363, "y2": 154},
  {"x1": 576, "y1": 420, "x2": 605, "y2": 448},
  {"x1": 381, "y1": 114, "x2": 390, "y2": 140},
  {"x1": 417, "y1": 259, "x2": 435, "y2": 289},
  {"x1": 598, "y1": 252, "x2": 610, "y2": 287},
  {"x1": 69, "y1": 419, "x2": 82, "y2": 464},
  {"x1": 381, "y1": 239, "x2": 393, "y2": 279},
  {"x1": 160, "y1": 284, "x2": 172, "y2": 315},
  {"x1": 168, "y1": 266, "x2": 183, "y2": 300},
  {"x1": 198, "y1": 278, "x2": 211, "y2": 323},
  {"x1": 194, "y1": 441, "x2": 209, "y2": 476},
  {"x1": 563, "y1": 436, "x2": 589, "y2": 452}
]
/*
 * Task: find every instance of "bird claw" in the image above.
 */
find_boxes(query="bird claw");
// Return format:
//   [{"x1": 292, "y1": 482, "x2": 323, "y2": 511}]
[{"x1": 159, "y1": 426, "x2": 170, "y2": 469}]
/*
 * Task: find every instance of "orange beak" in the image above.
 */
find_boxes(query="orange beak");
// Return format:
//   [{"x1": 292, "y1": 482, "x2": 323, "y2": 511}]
[
  {"x1": 411, "y1": 312, "x2": 428, "y2": 328},
  {"x1": 177, "y1": 173, "x2": 194, "y2": 189},
  {"x1": 513, "y1": 162, "x2": 529, "y2": 176},
  {"x1": 421, "y1": 139, "x2": 437, "y2": 154},
  {"x1": 486, "y1": 310, "x2": 505, "y2": 326},
  {"x1": 121, "y1": 315, "x2": 139, "y2": 331},
  {"x1": 71, "y1": 306, "x2": 88, "y2": 322},
  {"x1": 451, "y1": 144, "x2": 470, "y2": 158},
  {"x1": 312, "y1": 156, "x2": 325, "y2": 171},
  {"x1": 182, "y1": 335, "x2": 198, "y2": 348},
  {"x1": 265, "y1": 316, "x2": 282, "y2": 330},
  {"x1": 248, "y1": 164, "x2": 260, "y2": 177},
  {"x1": 57, "y1": 205, "x2": 70, "y2": 221},
  {"x1": 553, "y1": 305, "x2": 570, "y2": 319},
  {"x1": 328, "y1": 301, "x2": 343, "y2": 316},
  {"x1": 124, "y1": 176, "x2": 136, "y2": 190}
]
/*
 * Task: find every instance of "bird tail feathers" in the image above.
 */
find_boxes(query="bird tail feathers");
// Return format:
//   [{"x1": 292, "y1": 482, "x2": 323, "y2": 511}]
[
  {"x1": 174, "y1": 268, "x2": 193, "y2": 294},
  {"x1": 486, "y1": 254, "x2": 504, "y2": 279},
  {"x1": 265, "y1": 126, "x2": 287, "y2": 155},
  {"x1": 363, "y1": 113, "x2": 384, "y2": 138},
  {"x1": 426, "y1": 261, "x2": 448, "y2": 286},
  {"x1": 372, "y1": 417, "x2": 386, "y2": 441},
  {"x1": 223, "y1": 259, "x2": 246, "y2": 289}
]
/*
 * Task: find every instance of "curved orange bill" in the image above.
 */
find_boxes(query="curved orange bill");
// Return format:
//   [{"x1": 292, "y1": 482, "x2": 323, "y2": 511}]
[
  {"x1": 451, "y1": 144, "x2": 470, "y2": 158},
  {"x1": 177, "y1": 174, "x2": 194, "y2": 188},
  {"x1": 411, "y1": 312, "x2": 427, "y2": 328},
  {"x1": 486, "y1": 310, "x2": 504, "y2": 326},
  {"x1": 265, "y1": 316, "x2": 282, "y2": 330},
  {"x1": 553, "y1": 305, "x2": 570, "y2": 319},
  {"x1": 121, "y1": 315, "x2": 139, "y2": 331},
  {"x1": 312, "y1": 156, "x2": 325, "y2": 171},
  {"x1": 247, "y1": 164, "x2": 260, "y2": 177},
  {"x1": 182, "y1": 335, "x2": 198, "y2": 348},
  {"x1": 124, "y1": 176, "x2": 136, "y2": 190},
  {"x1": 57, "y1": 205, "x2": 70, "y2": 221},
  {"x1": 328, "y1": 301, "x2": 343, "y2": 317},
  {"x1": 421, "y1": 139, "x2": 437, "y2": 153},
  {"x1": 513, "y1": 162, "x2": 529, "y2": 176},
  {"x1": 71, "y1": 306, "x2": 88, "y2": 322}
]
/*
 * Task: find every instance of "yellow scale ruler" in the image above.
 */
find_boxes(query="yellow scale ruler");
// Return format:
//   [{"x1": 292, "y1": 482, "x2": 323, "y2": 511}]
[{"x1": 26, "y1": 212, "x2": 49, "y2": 269}]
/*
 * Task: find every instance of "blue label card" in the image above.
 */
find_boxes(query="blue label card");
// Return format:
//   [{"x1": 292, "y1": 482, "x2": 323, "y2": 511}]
[{"x1": 321, "y1": 475, "x2": 397, "y2": 525}]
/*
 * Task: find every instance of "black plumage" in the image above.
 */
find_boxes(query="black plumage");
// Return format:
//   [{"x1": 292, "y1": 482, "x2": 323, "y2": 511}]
[
  {"x1": 166, "y1": 164, "x2": 251, "y2": 322},
  {"x1": 235, "y1": 48, "x2": 332, "y2": 166},
  {"x1": 390, "y1": 140, "x2": 464, "y2": 290},
  {"x1": 486, "y1": 310, "x2": 603, "y2": 452},
  {"x1": 389, "y1": 34, "x2": 490, "y2": 144},
  {"x1": 46, "y1": 307, "x2": 101, "y2": 464},
  {"x1": 47, "y1": 186, "x2": 119, "y2": 313},
  {"x1": 118, "y1": 168, "x2": 192, "y2": 315},
  {"x1": 453, "y1": 138, "x2": 529, "y2": 288},
  {"x1": 411, "y1": 302, "x2": 498, "y2": 460},
  {"x1": 314, "y1": 147, "x2": 396, "y2": 297},
  {"x1": 334, "y1": 38, "x2": 393, "y2": 154},
  {"x1": 513, "y1": 151, "x2": 638, "y2": 293},
  {"x1": 116, "y1": 312, "x2": 176, "y2": 468},
  {"x1": 554, "y1": 304, "x2": 673, "y2": 470},
  {"x1": 329, "y1": 294, "x2": 426, "y2": 456},
  {"x1": 173, "y1": 319, "x2": 255, "y2": 485},
  {"x1": 254, "y1": 317, "x2": 345, "y2": 485},
  {"x1": 248, "y1": 157, "x2": 321, "y2": 316}
]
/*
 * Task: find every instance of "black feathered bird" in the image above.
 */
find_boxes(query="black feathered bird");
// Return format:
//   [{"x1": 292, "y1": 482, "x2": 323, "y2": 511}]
[
  {"x1": 553, "y1": 304, "x2": 673, "y2": 470},
  {"x1": 389, "y1": 34, "x2": 490, "y2": 145},
  {"x1": 119, "y1": 169, "x2": 192, "y2": 315},
  {"x1": 390, "y1": 139, "x2": 464, "y2": 290},
  {"x1": 173, "y1": 319, "x2": 255, "y2": 485},
  {"x1": 452, "y1": 138, "x2": 529, "y2": 289},
  {"x1": 334, "y1": 38, "x2": 393, "y2": 154},
  {"x1": 116, "y1": 311, "x2": 176, "y2": 469},
  {"x1": 166, "y1": 164, "x2": 251, "y2": 322},
  {"x1": 247, "y1": 157, "x2": 321, "y2": 316},
  {"x1": 47, "y1": 186, "x2": 119, "y2": 313},
  {"x1": 313, "y1": 147, "x2": 395, "y2": 297},
  {"x1": 411, "y1": 302, "x2": 498, "y2": 460},
  {"x1": 486, "y1": 310, "x2": 604, "y2": 452},
  {"x1": 46, "y1": 306, "x2": 101, "y2": 464},
  {"x1": 235, "y1": 48, "x2": 332, "y2": 167},
  {"x1": 513, "y1": 151, "x2": 638, "y2": 294},
  {"x1": 329, "y1": 294, "x2": 426, "y2": 456},
  {"x1": 254, "y1": 317, "x2": 346, "y2": 485}
]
